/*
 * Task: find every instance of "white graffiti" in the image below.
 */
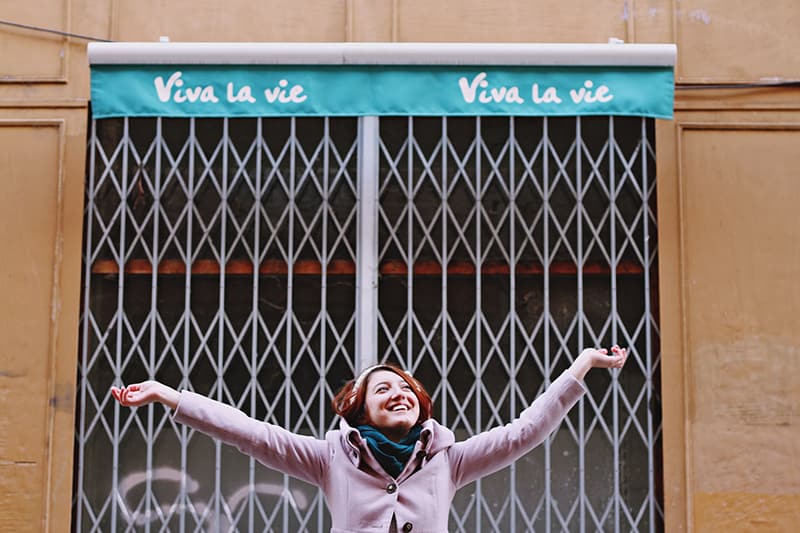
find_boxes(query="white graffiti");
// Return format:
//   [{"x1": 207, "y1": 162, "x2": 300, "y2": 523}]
[{"x1": 118, "y1": 466, "x2": 310, "y2": 528}]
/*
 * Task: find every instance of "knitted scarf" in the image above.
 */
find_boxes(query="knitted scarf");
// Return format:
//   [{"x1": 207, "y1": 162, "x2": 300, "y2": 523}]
[{"x1": 355, "y1": 424, "x2": 422, "y2": 478}]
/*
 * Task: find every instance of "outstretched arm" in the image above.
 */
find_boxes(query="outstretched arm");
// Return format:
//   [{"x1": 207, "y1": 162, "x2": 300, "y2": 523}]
[
  {"x1": 110, "y1": 381, "x2": 329, "y2": 486},
  {"x1": 449, "y1": 345, "x2": 627, "y2": 488}
]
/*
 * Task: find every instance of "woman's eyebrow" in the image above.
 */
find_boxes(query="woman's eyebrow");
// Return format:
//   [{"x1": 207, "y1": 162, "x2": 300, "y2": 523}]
[{"x1": 372, "y1": 379, "x2": 403, "y2": 390}]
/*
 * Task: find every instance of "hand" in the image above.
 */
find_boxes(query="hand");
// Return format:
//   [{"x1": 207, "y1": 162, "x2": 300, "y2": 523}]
[
  {"x1": 569, "y1": 345, "x2": 628, "y2": 380},
  {"x1": 111, "y1": 381, "x2": 179, "y2": 410},
  {"x1": 583, "y1": 345, "x2": 627, "y2": 369}
]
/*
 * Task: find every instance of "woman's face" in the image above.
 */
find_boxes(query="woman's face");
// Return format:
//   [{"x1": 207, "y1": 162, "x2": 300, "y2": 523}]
[{"x1": 362, "y1": 370, "x2": 420, "y2": 441}]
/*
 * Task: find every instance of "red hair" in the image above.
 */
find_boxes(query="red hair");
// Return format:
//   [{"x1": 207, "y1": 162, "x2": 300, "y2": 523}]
[{"x1": 332, "y1": 364, "x2": 433, "y2": 426}]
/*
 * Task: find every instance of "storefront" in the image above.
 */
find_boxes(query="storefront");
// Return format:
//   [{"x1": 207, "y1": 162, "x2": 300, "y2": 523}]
[{"x1": 75, "y1": 42, "x2": 675, "y2": 532}]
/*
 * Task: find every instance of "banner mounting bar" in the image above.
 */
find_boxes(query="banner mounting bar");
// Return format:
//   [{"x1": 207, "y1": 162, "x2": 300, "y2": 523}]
[{"x1": 88, "y1": 42, "x2": 676, "y2": 67}]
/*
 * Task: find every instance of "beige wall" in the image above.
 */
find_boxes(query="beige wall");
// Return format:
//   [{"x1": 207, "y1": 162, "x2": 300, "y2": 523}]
[
  {"x1": 658, "y1": 110, "x2": 800, "y2": 532},
  {"x1": 2, "y1": 1, "x2": 799, "y2": 530},
  {"x1": 0, "y1": 110, "x2": 86, "y2": 530}
]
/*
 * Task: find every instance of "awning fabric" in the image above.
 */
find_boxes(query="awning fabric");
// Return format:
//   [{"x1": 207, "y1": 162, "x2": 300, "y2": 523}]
[{"x1": 88, "y1": 43, "x2": 676, "y2": 119}]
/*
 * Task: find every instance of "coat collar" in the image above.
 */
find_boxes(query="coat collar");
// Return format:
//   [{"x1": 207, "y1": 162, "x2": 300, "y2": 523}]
[{"x1": 339, "y1": 417, "x2": 455, "y2": 467}]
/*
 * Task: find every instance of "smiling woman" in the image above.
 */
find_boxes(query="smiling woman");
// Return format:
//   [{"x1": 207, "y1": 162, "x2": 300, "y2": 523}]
[
  {"x1": 333, "y1": 366, "x2": 432, "y2": 438},
  {"x1": 111, "y1": 347, "x2": 626, "y2": 533}
]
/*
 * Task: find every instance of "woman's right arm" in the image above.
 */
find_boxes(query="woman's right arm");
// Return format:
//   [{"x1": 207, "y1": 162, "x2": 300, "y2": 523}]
[{"x1": 111, "y1": 381, "x2": 329, "y2": 486}]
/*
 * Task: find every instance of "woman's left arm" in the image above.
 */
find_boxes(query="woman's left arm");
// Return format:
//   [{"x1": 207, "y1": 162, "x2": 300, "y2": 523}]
[{"x1": 449, "y1": 346, "x2": 627, "y2": 488}]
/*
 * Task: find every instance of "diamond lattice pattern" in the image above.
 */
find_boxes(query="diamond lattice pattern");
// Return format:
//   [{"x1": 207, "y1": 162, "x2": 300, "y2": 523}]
[
  {"x1": 75, "y1": 115, "x2": 661, "y2": 532},
  {"x1": 376, "y1": 116, "x2": 662, "y2": 532}
]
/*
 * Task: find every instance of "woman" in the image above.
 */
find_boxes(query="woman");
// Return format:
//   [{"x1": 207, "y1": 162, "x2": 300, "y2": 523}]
[{"x1": 112, "y1": 345, "x2": 627, "y2": 533}]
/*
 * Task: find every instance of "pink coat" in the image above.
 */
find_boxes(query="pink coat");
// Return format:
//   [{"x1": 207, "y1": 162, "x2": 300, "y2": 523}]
[{"x1": 173, "y1": 371, "x2": 586, "y2": 533}]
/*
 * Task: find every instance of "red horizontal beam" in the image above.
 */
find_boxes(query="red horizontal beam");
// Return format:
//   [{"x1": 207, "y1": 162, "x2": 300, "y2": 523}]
[
  {"x1": 381, "y1": 259, "x2": 644, "y2": 275},
  {"x1": 91, "y1": 258, "x2": 357, "y2": 276},
  {"x1": 92, "y1": 258, "x2": 645, "y2": 276}
]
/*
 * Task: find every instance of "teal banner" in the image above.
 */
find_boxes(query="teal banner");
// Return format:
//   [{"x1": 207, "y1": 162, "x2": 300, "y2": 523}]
[{"x1": 90, "y1": 65, "x2": 674, "y2": 119}]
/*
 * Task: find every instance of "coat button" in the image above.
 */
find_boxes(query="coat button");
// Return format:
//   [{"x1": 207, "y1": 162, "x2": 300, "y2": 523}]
[
  {"x1": 402, "y1": 522, "x2": 413, "y2": 532},
  {"x1": 386, "y1": 482, "x2": 397, "y2": 494}
]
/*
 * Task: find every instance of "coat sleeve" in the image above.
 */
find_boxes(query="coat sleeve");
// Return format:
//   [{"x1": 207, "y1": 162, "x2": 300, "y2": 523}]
[
  {"x1": 448, "y1": 371, "x2": 586, "y2": 489},
  {"x1": 173, "y1": 391, "x2": 329, "y2": 487}
]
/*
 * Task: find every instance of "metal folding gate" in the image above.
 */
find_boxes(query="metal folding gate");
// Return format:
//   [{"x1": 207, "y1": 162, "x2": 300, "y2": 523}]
[{"x1": 75, "y1": 114, "x2": 662, "y2": 532}]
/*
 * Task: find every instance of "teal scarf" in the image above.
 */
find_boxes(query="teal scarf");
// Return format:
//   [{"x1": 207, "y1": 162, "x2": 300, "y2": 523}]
[{"x1": 355, "y1": 424, "x2": 422, "y2": 478}]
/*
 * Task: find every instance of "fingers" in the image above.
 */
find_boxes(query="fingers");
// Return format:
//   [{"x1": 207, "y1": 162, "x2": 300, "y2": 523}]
[
  {"x1": 609, "y1": 345, "x2": 628, "y2": 368},
  {"x1": 112, "y1": 386, "x2": 124, "y2": 405},
  {"x1": 111, "y1": 386, "x2": 131, "y2": 404},
  {"x1": 111, "y1": 384, "x2": 137, "y2": 406}
]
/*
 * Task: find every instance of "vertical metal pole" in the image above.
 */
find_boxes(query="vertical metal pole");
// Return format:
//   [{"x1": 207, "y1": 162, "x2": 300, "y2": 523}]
[
  {"x1": 508, "y1": 116, "x2": 517, "y2": 533},
  {"x1": 319, "y1": 116, "x2": 331, "y2": 532},
  {"x1": 145, "y1": 117, "x2": 163, "y2": 533},
  {"x1": 440, "y1": 117, "x2": 449, "y2": 424},
  {"x1": 216, "y1": 117, "x2": 230, "y2": 531},
  {"x1": 284, "y1": 116, "x2": 297, "y2": 532},
  {"x1": 180, "y1": 117, "x2": 197, "y2": 533},
  {"x1": 111, "y1": 116, "x2": 130, "y2": 533},
  {"x1": 642, "y1": 117, "x2": 656, "y2": 533},
  {"x1": 609, "y1": 116, "x2": 621, "y2": 533},
  {"x1": 405, "y1": 117, "x2": 414, "y2": 371},
  {"x1": 542, "y1": 115, "x2": 551, "y2": 533},
  {"x1": 576, "y1": 116, "x2": 586, "y2": 533},
  {"x1": 76, "y1": 118, "x2": 98, "y2": 533},
  {"x1": 356, "y1": 116, "x2": 380, "y2": 372},
  {"x1": 474, "y1": 116, "x2": 483, "y2": 531},
  {"x1": 250, "y1": 116, "x2": 264, "y2": 533}
]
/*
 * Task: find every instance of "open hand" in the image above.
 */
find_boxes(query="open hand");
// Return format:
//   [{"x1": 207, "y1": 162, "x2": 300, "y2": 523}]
[
  {"x1": 569, "y1": 345, "x2": 628, "y2": 380},
  {"x1": 111, "y1": 381, "x2": 179, "y2": 410},
  {"x1": 583, "y1": 345, "x2": 627, "y2": 369}
]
